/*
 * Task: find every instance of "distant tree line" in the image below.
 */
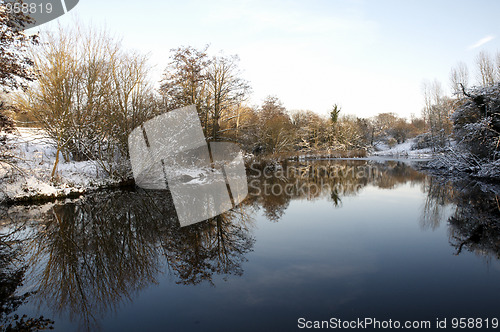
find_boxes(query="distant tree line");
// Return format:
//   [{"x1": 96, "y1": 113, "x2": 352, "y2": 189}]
[
  {"x1": 5, "y1": 17, "x2": 500, "y2": 180},
  {"x1": 159, "y1": 45, "x2": 427, "y2": 157},
  {"x1": 3, "y1": 22, "x2": 430, "y2": 181}
]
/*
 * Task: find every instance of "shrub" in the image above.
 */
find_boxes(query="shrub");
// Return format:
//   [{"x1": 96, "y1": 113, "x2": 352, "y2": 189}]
[{"x1": 452, "y1": 83, "x2": 500, "y2": 161}]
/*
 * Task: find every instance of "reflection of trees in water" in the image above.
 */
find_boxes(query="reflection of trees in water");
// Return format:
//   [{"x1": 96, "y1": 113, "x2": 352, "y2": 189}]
[
  {"x1": 0, "y1": 208, "x2": 54, "y2": 330},
  {"x1": 423, "y1": 177, "x2": 500, "y2": 259},
  {"x1": 0, "y1": 189, "x2": 255, "y2": 330},
  {"x1": 248, "y1": 160, "x2": 426, "y2": 222},
  {"x1": 0, "y1": 160, "x2": 453, "y2": 330},
  {"x1": 247, "y1": 173, "x2": 291, "y2": 222},
  {"x1": 25, "y1": 192, "x2": 162, "y2": 330},
  {"x1": 420, "y1": 177, "x2": 456, "y2": 230},
  {"x1": 374, "y1": 160, "x2": 426, "y2": 189},
  {"x1": 448, "y1": 182, "x2": 500, "y2": 258},
  {"x1": 161, "y1": 209, "x2": 255, "y2": 285}
]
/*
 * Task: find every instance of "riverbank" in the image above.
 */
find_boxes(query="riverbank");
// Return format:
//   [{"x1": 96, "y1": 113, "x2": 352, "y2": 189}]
[
  {"x1": 371, "y1": 138, "x2": 434, "y2": 158},
  {"x1": 0, "y1": 128, "x2": 436, "y2": 204},
  {"x1": 417, "y1": 155, "x2": 500, "y2": 183},
  {"x1": 0, "y1": 128, "x2": 127, "y2": 203}
]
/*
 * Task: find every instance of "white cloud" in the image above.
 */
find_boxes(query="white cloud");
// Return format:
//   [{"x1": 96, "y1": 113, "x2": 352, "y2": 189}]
[{"x1": 468, "y1": 35, "x2": 495, "y2": 50}]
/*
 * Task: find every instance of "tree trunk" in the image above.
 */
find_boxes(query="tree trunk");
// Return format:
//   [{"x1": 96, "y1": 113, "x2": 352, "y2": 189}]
[{"x1": 51, "y1": 147, "x2": 61, "y2": 180}]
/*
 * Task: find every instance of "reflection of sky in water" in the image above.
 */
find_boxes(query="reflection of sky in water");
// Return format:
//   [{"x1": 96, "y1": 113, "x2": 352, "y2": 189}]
[{"x1": 10, "y1": 168, "x2": 500, "y2": 332}]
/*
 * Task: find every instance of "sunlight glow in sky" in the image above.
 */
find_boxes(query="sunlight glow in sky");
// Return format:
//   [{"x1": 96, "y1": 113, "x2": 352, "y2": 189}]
[{"x1": 34, "y1": 0, "x2": 500, "y2": 119}]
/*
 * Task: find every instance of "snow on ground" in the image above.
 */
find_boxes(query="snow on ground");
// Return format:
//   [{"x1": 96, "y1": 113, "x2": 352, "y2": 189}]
[
  {"x1": 371, "y1": 138, "x2": 433, "y2": 158},
  {"x1": 0, "y1": 128, "x2": 117, "y2": 202}
]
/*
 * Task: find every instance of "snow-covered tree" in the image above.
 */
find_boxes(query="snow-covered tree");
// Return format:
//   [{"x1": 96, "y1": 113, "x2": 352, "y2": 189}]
[
  {"x1": 0, "y1": 1, "x2": 37, "y2": 91},
  {"x1": 291, "y1": 109, "x2": 329, "y2": 152},
  {"x1": 0, "y1": 1, "x2": 38, "y2": 164},
  {"x1": 452, "y1": 83, "x2": 500, "y2": 161}
]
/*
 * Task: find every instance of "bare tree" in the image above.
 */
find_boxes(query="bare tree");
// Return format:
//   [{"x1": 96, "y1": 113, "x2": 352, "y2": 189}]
[
  {"x1": 421, "y1": 79, "x2": 453, "y2": 149},
  {"x1": 160, "y1": 46, "x2": 251, "y2": 141},
  {"x1": 16, "y1": 27, "x2": 79, "y2": 177},
  {"x1": 496, "y1": 51, "x2": 500, "y2": 83},
  {"x1": 206, "y1": 54, "x2": 250, "y2": 140},
  {"x1": 16, "y1": 23, "x2": 157, "y2": 179},
  {"x1": 476, "y1": 50, "x2": 496, "y2": 86},
  {"x1": 449, "y1": 61, "x2": 469, "y2": 97},
  {"x1": 160, "y1": 45, "x2": 211, "y2": 133}
]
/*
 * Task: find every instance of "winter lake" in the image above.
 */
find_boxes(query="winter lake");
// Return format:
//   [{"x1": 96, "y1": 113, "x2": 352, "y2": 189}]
[{"x1": 2, "y1": 159, "x2": 500, "y2": 331}]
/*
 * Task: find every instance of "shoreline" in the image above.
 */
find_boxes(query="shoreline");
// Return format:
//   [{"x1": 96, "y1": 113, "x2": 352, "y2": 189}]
[
  {"x1": 2, "y1": 154, "x2": 431, "y2": 205},
  {"x1": 4, "y1": 154, "x2": 500, "y2": 205},
  {"x1": 1, "y1": 178, "x2": 136, "y2": 205}
]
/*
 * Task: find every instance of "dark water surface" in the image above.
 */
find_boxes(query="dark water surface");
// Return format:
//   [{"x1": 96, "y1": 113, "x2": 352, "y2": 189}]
[{"x1": 1, "y1": 160, "x2": 500, "y2": 331}]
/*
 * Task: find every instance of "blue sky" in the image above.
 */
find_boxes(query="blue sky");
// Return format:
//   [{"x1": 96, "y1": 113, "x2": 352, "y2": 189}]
[{"x1": 33, "y1": 0, "x2": 500, "y2": 118}]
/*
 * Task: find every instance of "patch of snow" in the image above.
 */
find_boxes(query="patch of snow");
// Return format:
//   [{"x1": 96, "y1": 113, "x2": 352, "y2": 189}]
[
  {"x1": 372, "y1": 138, "x2": 433, "y2": 159},
  {"x1": 1, "y1": 128, "x2": 119, "y2": 202}
]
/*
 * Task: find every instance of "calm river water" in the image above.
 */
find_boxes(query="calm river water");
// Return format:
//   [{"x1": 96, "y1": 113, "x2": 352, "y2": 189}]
[{"x1": 1, "y1": 159, "x2": 500, "y2": 331}]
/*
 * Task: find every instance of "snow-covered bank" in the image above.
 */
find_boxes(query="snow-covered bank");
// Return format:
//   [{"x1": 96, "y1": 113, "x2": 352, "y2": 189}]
[
  {"x1": 0, "y1": 128, "x2": 122, "y2": 203},
  {"x1": 419, "y1": 152, "x2": 500, "y2": 180},
  {"x1": 371, "y1": 138, "x2": 433, "y2": 159},
  {"x1": 370, "y1": 139, "x2": 500, "y2": 181}
]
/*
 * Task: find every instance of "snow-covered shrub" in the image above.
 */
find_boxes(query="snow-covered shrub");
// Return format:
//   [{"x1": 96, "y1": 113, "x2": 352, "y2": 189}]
[
  {"x1": 0, "y1": 101, "x2": 17, "y2": 165},
  {"x1": 452, "y1": 83, "x2": 500, "y2": 161},
  {"x1": 411, "y1": 133, "x2": 434, "y2": 150}
]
